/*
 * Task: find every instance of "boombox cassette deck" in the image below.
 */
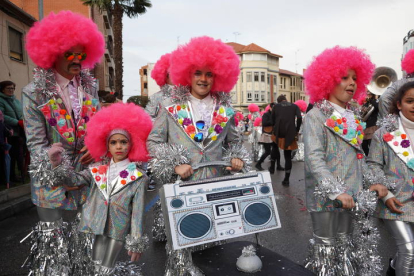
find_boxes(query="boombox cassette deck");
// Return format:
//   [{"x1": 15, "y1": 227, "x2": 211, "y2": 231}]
[{"x1": 160, "y1": 171, "x2": 281, "y2": 250}]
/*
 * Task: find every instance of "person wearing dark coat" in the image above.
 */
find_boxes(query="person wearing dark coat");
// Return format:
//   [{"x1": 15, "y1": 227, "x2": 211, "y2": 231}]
[
  {"x1": 361, "y1": 92, "x2": 379, "y2": 155},
  {"x1": 271, "y1": 95, "x2": 302, "y2": 185},
  {"x1": 256, "y1": 102, "x2": 283, "y2": 171}
]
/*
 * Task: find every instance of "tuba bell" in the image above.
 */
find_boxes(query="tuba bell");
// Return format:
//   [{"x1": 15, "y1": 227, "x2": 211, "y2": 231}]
[{"x1": 367, "y1": 66, "x2": 398, "y2": 96}]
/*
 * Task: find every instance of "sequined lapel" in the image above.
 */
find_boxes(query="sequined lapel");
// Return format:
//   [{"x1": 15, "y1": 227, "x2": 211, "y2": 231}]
[
  {"x1": 89, "y1": 165, "x2": 109, "y2": 201},
  {"x1": 110, "y1": 169, "x2": 143, "y2": 195},
  {"x1": 383, "y1": 118, "x2": 414, "y2": 171},
  {"x1": 322, "y1": 107, "x2": 365, "y2": 152},
  {"x1": 38, "y1": 87, "x2": 98, "y2": 145}
]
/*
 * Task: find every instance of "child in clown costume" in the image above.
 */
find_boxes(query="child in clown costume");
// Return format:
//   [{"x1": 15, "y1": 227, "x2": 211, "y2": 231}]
[
  {"x1": 147, "y1": 36, "x2": 251, "y2": 276},
  {"x1": 53, "y1": 102, "x2": 152, "y2": 275},
  {"x1": 303, "y1": 46, "x2": 388, "y2": 275}
]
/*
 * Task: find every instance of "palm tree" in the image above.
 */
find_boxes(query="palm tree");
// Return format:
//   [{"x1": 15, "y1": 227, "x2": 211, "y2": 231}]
[{"x1": 83, "y1": 0, "x2": 152, "y2": 99}]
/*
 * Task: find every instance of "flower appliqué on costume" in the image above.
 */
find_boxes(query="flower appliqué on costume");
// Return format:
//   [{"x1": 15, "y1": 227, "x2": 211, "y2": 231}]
[
  {"x1": 357, "y1": 153, "x2": 364, "y2": 160},
  {"x1": 167, "y1": 103, "x2": 234, "y2": 143},
  {"x1": 40, "y1": 95, "x2": 99, "y2": 144},
  {"x1": 325, "y1": 114, "x2": 365, "y2": 145}
]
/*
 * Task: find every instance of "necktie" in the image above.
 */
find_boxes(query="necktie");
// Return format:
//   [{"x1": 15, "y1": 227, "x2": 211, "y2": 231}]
[{"x1": 69, "y1": 81, "x2": 81, "y2": 123}]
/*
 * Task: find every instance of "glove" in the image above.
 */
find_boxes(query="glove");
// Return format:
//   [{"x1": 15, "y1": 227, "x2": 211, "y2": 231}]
[
  {"x1": 18, "y1": 120, "x2": 24, "y2": 129},
  {"x1": 48, "y1": 143, "x2": 64, "y2": 168}
]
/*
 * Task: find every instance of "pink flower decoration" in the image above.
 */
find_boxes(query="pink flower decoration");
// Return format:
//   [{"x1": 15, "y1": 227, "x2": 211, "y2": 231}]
[
  {"x1": 357, "y1": 125, "x2": 363, "y2": 131},
  {"x1": 383, "y1": 133, "x2": 394, "y2": 142},
  {"x1": 393, "y1": 141, "x2": 399, "y2": 146},
  {"x1": 343, "y1": 129, "x2": 348, "y2": 135},
  {"x1": 98, "y1": 165, "x2": 108, "y2": 174},
  {"x1": 326, "y1": 118, "x2": 335, "y2": 128}
]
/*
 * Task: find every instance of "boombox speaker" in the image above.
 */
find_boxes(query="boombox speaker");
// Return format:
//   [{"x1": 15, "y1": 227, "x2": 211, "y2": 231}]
[{"x1": 160, "y1": 165, "x2": 281, "y2": 250}]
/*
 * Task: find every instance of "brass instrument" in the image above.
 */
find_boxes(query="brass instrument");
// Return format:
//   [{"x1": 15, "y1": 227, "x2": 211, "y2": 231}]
[{"x1": 367, "y1": 67, "x2": 398, "y2": 96}]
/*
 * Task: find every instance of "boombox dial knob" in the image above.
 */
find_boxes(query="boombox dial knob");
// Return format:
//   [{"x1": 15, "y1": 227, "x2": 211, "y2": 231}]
[
  {"x1": 171, "y1": 198, "x2": 184, "y2": 208},
  {"x1": 260, "y1": 186, "x2": 270, "y2": 194}
]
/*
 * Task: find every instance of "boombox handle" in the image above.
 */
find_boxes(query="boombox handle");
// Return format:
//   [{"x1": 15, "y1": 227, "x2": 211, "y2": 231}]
[{"x1": 176, "y1": 161, "x2": 251, "y2": 186}]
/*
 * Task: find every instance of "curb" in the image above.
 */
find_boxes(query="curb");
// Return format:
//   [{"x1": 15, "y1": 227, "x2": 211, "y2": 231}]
[{"x1": 0, "y1": 195, "x2": 34, "y2": 221}]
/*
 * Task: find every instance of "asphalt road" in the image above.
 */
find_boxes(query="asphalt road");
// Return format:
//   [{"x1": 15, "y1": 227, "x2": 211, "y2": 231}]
[{"x1": 0, "y1": 142, "x2": 396, "y2": 276}]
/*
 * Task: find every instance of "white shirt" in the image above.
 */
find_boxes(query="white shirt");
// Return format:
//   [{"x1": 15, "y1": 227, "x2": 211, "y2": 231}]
[
  {"x1": 189, "y1": 94, "x2": 214, "y2": 124},
  {"x1": 106, "y1": 158, "x2": 131, "y2": 195}
]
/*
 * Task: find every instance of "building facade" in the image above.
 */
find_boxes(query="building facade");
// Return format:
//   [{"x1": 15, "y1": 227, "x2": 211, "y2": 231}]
[
  {"x1": 0, "y1": 0, "x2": 36, "y2": 101},
  {"x1": 226, "y1": 42, "x2": 306, "y2": 112},
  {"x1": 9, "y1": 0, "x2": 115, "y2": 94},
  {"x1": 403, "y1": 29, "x2": 414, "y2": 57},
  {"x1": 139, "y1": 63, "x2": 158, "y2": 97}
]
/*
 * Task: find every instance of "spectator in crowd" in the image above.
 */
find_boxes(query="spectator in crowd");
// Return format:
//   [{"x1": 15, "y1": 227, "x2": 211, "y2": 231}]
[
  {"x1": 0, "y1": 80, "x2": 25, "y2": 184},
  {"x1": 271, "y1": 95, "x2": 302, "y2": 185},
  {"x1": 361, "y1": 91, "x2": 379, "y2": 155},
  {"x1": 0, "y1": 110, "x2": 12, "y2": 188}
]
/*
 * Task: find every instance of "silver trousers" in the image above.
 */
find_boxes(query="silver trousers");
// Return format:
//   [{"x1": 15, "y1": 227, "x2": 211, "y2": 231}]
[
  {"x1": 311, "y1": 211, "x2": 353, "y2": 244},
  {"x1": 37, "y1": 206, "x2": 63, "y2": 222},
  {"x1": 384, "y1": 220, "x2": 414, "y2": 276},
  {"x1": 92, "y1": 235, "x2": 124, "y2": 269}
]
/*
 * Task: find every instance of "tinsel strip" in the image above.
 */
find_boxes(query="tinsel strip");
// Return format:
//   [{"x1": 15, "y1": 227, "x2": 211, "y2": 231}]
[
  {"x1": 171, "y1": 85, "x2": 191, "y2": 104},
  {"x1": 314, "y1": 176, "x2": 346, "y2": 201},
  {"x1": 152, "y1": 199, "x2": 167, "y2": 242},
  {"x1": 124, "y1": 234, "x2": 149, "y2": 253},
  {"x1": 304, "y1": 239, "x2": 338, "y2": 276},
  {"x1": 376, "y1": 114, "x2": 398, "y2": 131},
  {"x1": 314, "y1": 99, "x2": 335, "y2": 118},
  {"x1": 164, "y1": 242, "x2": 204, "y2": 276},
  {"x1": 336, "y1": 234, "x2": 357, "y2": 276},
  {"x1": 113, "y1": 261, "x2": 144, "y2": 276},
  {"x1": 21, "y1": 218, "x2": 71, "y2": 276},
  {"x1": 161, "y1": 84, "x2": 173, "y2": 99},
  {"x1": 149, "y1": 143, "x2": 190, "y2": 184},
  {"x1": 213, "y1": 91, "x2": 232, "y2": 107},
  {"x1": 223, "y1": 143, "x2": 252, "y2": 172},
  {"x1": 293, "y1": 142, "x2": 305, "y2": 162},
  {"x1": 29, "y1": 148, "x2": 74, "y2": 187},
  {"x1": 352, "y1": 190, "x2": 383, "y2": 276},
  {"x1": 362, "y1": 162, "x2": 396, "y2": 191},
  {"x1": 99, "y1": 265, "x2": 115, "y2": 276},
  {"x1": 79, "y1": 69, "x2": 96, "y2": 95},
  {"x1": 68, "y1": 212, "x2": 94, "y2": 275}
]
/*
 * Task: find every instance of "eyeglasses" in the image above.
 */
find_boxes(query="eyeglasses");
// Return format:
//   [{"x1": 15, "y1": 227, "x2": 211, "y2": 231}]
[{"x1": 64, "y1": 52, "x2": 87, "y2": 61}]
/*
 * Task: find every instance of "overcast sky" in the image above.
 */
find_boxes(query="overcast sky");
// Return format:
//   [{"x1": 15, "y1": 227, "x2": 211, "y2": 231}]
[{"x1": 122, "y1": 0, "x2": 413, "y2": 101}]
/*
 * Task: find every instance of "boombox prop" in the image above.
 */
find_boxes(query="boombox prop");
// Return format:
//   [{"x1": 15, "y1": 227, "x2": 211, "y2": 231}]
[{"x1": 160, "y1": 165, "x2": 281, "y2": 250}]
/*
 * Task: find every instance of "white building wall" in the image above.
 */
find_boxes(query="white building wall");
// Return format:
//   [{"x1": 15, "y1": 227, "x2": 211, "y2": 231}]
[{"x1": 146, "y1": 63, "x2": 159, "y2": 97}]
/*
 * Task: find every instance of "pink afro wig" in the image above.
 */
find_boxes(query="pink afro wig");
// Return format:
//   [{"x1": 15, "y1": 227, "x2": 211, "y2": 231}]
[
  {"x1": 85, "y1": 103, "x2": 153, "y2": 162},
  {"x1": 234, "y1": 118, "x2": 239, "y2": 127},
  {"x1": 294, "y1": 100, "x2": 308, "y2": 113},
  {"x1": 151, "y1": 53, "x2": 172, "y2": 87},
  {"x1": 304, "y1": 46, "x2": 375, "y2": 104},
  {"x1": 402, "y1": 49, "x2": 414, "y2": 75},
  {"x1": 254, "y1": 117, "x2": 262, "y2": 127},
  {"x1": 264, "y1": 105, "x2": 271, "y2": 112},
  {"x1": 248, "y1": 114, "x2": 252, "y2": 120},
  {"x1": 260, "y1": 111, "x2": 265, "y2": 116},
  {"x1": 170, "y1": 36, "x2": 240, "y2": 93},
  {"x1": 26, "y1": 11, "x2": 105, "y2": 69},
  {"x1": 248, "y1": 104, "x2": 260, "y2": 113},
  {"x1": 235, "y1": 112, "x2": 244, "y2": 121}
]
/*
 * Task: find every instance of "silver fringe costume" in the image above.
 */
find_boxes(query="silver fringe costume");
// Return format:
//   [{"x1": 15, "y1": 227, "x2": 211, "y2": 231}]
[
  {"x1": 147, "y1": 86, "x2": 251, "y2": 276},
  {"x1": 304, "y1": 100, "x2": 382, "y2": 275},
  {"x1": 22, "y1": 67, "x2": 99, "y2": 275}
]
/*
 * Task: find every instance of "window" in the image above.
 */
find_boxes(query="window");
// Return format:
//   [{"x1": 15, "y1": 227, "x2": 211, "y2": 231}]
[
  {"x1": 254, "y1": 92, "x2": 259, "y2": 101},
  {"x1": 261, "y1": 72, "x2": 265, "y2": 82},
  {"x1": 280, "y1": 77, "x2": 287, "y2": 90},
  {"x1": 247, "y1": 92, "x2": 252, "y2": 102},
  {"x1": 247, "y1": 72, "x2": 252, "y2": 82},
  {"x1": 241, "y1": 73, "x2": 243, "y2": 83},
  {"x1": 273, "y1": 76, "x2": 277, "y2": 90},
  {"x1": 254, "y1": 72, "x2": 259, "y2": 82},
  {"x1": 8, "y1": 26, "x2": 23, "y2": 62},
  {"x1": 267, "y1": 75, "x2": 270, "y2": 84},
  {"x1": 261, "y1": 91, "x2": 265, "y2": 102},
  {"x1": 144, "y1": 83, "x2": 148, "y2": 89}
]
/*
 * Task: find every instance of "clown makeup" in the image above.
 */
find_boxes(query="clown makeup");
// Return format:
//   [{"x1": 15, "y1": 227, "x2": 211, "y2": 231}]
[
  {"x1": 108, "y1": 134, "x2": 130, "y2": 163},
  {"x1": 398, "y1": 88, "x2": 414, "y2": 122},
  {"x1": 328, "y1": 69, "x2": 357, "y2": 108},
  {"x1": 54, "y1": 45, "x2": 85, "y2": 80},
  {"x1": 190, "y1": 67, "x2": 214, "y2": 99}
]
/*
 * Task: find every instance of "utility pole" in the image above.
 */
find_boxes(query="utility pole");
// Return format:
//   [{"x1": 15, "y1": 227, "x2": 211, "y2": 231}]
[
  {"x1": 233, "y1": 32, "x2": 240, "y2": 43},
  {"x1": 38, "y1": 0, "x2": 44, "y2": 20}
]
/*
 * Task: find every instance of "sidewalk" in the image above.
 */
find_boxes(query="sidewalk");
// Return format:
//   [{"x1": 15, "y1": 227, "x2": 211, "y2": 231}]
[{"x1": 0, "y1": 183, "x2": 33, "y2": 221}]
